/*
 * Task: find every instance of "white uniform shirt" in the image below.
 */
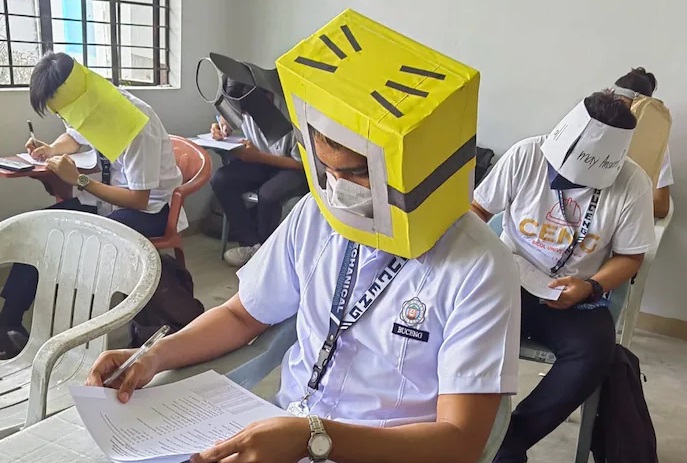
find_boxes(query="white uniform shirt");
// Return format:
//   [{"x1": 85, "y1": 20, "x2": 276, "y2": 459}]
[
  {"x1": 240, "y1": 96, "x2": 301, "y2": 161},
  {"x1": 474, "y1": 135, "x2": 655, "y2": 279},
  {"x1": 657, "y1": 146, "x2": 674, "y2": 189},
  {"x1": 237, "y1": 195, "x2": 520, "y2": 428},
  {"x1": 66, "y1": 90, "x2": 187, "y2": 231}
]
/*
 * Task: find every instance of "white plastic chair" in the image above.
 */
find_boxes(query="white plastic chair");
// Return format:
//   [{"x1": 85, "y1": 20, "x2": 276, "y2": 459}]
[
  {"x1": 620, "y1": 196, "x2": 674, "y2": 347},
  {"x1": 0, "y1": 210, "x2": 161, "y2": 438},
  {"x1": 148, "y1": 321, "x2": 512, "y2": 462}
]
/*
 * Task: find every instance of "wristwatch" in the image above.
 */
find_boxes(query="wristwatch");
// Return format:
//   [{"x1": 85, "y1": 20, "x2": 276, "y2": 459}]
[
  {"x1": 76, "y1": 174, "x2": 91, "y2": 191},
  {"x1": 307, "y1": 415, "x2": 332, "y2": 462},
  {"x1": 585, "y1": 278, "x2": 604, "y2": 303}
]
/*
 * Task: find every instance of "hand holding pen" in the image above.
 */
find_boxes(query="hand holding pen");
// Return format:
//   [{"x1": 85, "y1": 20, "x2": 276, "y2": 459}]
[
  {"x1": 86, "y1": 325, "x2": 170, "y2": 403},
  {"x1": 211, "y1": 115, "x2": 231, "y2": 140}
]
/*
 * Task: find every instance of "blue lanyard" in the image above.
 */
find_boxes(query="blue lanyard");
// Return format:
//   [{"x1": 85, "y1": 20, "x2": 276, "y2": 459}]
[
  {"x1": 307, "y1": 241, "x2": 408, "y2": 390},
  {"x1": 549, "y1": 188, "x2": 601, "y2": 276}
]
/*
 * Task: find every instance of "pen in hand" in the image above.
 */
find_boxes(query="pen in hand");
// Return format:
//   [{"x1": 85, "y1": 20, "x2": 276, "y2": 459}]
[
  {"x1": 215, "y1": 115, "x2": 228, "y2": 138},
  {"x1": 26, "y1": 120, "x2": 45, "y2": 149},
  {"x1": 103, "y1": 325, "x2": 170, "y2": 387}
]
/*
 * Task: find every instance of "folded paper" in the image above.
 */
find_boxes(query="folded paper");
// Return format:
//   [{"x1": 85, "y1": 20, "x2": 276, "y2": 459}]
[
  {"x1": 276, "y1": 9, "x2": 480, "y2": 258},
  {"x1": 47, "y1": 61, "x2": 149, "y2": 161},
  {"x1": 542, "y1": 101, "x2": 635, "y2": 190},
  {"x1": 196, "y1": 54, "x2": 293, "y2": 146}
]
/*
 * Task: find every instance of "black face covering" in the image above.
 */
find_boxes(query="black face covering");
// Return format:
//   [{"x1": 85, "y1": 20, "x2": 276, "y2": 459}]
[{"x1": 196, "y1": 53, "x2": 293, "y2": 146}]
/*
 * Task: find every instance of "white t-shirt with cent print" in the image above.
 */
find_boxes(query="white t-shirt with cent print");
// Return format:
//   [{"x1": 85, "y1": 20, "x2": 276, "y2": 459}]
[{"x1": 474, "y1": 135, "x2": 655, "y2": 280}]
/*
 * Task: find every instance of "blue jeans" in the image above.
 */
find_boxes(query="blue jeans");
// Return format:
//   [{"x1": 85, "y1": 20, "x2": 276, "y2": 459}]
[{"x1": 0, "y1": 198, "x2": 169, "y2": 330}]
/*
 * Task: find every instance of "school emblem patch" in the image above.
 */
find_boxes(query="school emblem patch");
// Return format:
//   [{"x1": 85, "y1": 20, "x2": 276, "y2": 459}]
[{"x1": 400, "y1": 297, "x2": 426, "y2": 326}]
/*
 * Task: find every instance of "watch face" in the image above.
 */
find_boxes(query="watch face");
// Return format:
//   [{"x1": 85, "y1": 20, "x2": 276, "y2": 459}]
[{"x1": 309, "y1": 433, "x2": 332, "y2": 458}]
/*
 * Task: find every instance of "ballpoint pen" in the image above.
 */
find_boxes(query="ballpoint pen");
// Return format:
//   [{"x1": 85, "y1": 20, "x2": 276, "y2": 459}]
[
  {"x1": 103, "y1": 325, "x2": 170, "y2": 387},
  {"x1": 27, "y1": 120, "x2": 36, "y2": 143},
  {"x1": 215, "y1": 114, "x2": 227, "y2": 138}
]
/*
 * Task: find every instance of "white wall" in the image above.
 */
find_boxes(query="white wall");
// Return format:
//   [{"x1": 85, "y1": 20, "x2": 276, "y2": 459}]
[
  {"x1": 0, "y1": 0, "x2": 244, "y2": 223},
  {"x1": 231, "y1": 0, "x2": 687, "y2": 321}
]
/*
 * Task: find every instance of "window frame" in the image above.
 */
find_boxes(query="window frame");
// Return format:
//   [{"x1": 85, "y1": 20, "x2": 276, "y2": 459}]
[{"x1": 0, "y1": 0, "x2": 170, "y2": 88}]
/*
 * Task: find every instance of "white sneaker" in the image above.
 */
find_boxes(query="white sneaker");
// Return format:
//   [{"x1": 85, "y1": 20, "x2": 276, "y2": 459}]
[{"x1": 223, "y1": 244, "x2": 261, "y2": 267}]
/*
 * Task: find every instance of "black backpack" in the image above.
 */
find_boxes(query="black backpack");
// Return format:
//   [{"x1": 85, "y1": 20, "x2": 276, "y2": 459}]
[
  {"x1": 475, "y1": 146, "x2": 495, "y2": 186},
  {"x1": 128, "y1": 254, "x2": 205, "y2": 347},
  {"x1": 591, "y1": 344, "x2": 659, "y2": 463}
]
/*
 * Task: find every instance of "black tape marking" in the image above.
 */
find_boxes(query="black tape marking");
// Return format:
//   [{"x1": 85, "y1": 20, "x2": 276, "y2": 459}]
[
  {"x1": 295, "y1": 56, "x2": 337, "y2": 73},
  {"x1": 387, "y1": 136, "x2": 477, "y2": 213},
  {"x1": 400, "y1": 65, "x2": 446, "y2": 80},
  {"x1": 341, "y1": 25, "x2": 362, "y2": 52},
  {"x1": 319, "y1": 34, "x2": 347, "y2": 59},
  {"x1": 385, "y1": 80, "x2": 429, "y2": 97},
  {"x1": 371, "y1": 91, "x2": 404, "y2": 118}
]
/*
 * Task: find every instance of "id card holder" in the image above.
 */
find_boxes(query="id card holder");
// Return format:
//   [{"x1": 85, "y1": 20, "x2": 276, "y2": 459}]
[{"x1": 287, "y1": 400, "x2": 310, "y2": 418}]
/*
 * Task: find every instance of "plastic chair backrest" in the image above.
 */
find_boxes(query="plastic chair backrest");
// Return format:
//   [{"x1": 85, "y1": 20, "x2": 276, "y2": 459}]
[
  {"x1": 170, "y1": 135, "x2": 213, "y2": 196},
  {"x1": 0, "y1": 210, "x2": 159, "y2": 373},
  {"x1": 488, "y1": 212, "x2": 504, "y2": 236}
]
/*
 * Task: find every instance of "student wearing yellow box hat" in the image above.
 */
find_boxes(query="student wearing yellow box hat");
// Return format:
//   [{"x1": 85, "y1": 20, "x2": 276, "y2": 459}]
[
  {"x1": 87, "y1": 10, "x2": 520, "y2": 463},
  {"x1": 0, "y1": 52, "x2": 183, "y2": 359}
]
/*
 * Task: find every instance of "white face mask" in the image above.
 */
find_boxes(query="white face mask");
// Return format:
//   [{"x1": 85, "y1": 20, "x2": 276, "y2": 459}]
[{"x1": 325, "y1": 172, "x2": 373, "y2": 218}]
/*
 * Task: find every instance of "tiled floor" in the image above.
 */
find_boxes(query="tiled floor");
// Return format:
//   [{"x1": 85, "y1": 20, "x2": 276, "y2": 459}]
[{"x1": 183, "y1": 233, "x2": 686, "y2": 462}]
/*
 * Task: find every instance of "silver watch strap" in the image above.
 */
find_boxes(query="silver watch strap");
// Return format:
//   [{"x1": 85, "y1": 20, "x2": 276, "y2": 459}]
[{"x1": 308, "y1": 414, "x2": 326, "y2": 434}]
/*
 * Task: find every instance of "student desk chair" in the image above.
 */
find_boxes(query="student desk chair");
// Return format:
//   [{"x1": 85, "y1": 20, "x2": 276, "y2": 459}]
[
  {"x1": 0, "y1": 315, "x2": 511, "y2": 463},
  {"x1": 0, "y1": 157, "x2": 99, "y2": 202},
  {"x1": 150, "y1": 136, "x2": 212, "y2": 268},
  {"x1": 488, "y1": 212, "x2": 629, "y2": 463},
  {"x1": 620, "y1": 195, "x2": 674, "y2": 348},
  {"x1": 0, "y1": 210, "x2": 161, "y2": 439}
]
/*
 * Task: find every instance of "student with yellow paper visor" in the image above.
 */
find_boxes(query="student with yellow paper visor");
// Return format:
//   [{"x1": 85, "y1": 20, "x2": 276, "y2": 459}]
[{"x1": 0, "y1": 52, "x2": 183, "y2": 359}]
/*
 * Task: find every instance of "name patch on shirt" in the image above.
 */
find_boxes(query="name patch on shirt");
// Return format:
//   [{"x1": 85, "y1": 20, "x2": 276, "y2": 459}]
[{"x1": 392, "y1": 323, "x2": 429, "y2": 342}]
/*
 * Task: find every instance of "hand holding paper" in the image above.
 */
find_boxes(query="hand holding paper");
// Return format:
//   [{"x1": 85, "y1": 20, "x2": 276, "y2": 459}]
[
  {"x1": 545, "y1": 276, "x2": 593, "y2": 310},
  {"x1": 513, "y1": 255, "x2": 563, "y2": 301}
]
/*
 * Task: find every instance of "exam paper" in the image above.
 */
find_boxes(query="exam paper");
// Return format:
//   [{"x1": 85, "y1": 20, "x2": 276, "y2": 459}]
[
  {"x1": 192, "y1": 133, "x2": 244, "y2": 151},
  {"x1": 70, "y1": 370, "x2": 289, "y2": 463},
  {"x1": 17, "y1": 150, "x2": 98, "y2": 169},
  {"x1": 513, "y1": 255, "x2": 563, "y2": 301}
]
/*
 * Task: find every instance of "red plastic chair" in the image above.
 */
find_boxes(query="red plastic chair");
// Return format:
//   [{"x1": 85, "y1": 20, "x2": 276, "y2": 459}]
[{"x1": 150, "y1": 136, "x2": 212, "y2": 267}]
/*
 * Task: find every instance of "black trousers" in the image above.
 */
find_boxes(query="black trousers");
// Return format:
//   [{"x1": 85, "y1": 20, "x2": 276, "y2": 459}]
[
  {"x1": 0, "y1": 198, "x2": 169, "y2": 331},
  {"x1": 211, "y1": 159, "x2": 306, "y2": 247},
  {"x1": 494, "y1": 288, "x2": 616, "y2": 463}
]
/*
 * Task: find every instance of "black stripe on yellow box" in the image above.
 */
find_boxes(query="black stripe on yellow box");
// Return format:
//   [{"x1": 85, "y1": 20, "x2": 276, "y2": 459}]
[
  {"x1": 400, "y1": 65, "x2": 446, "y2": 80},
  {"x1": 319, "y1": 34, "x2": 348, "y2": 59},
  {"x1": 388, "y1": 136, "x2": 476, "y2": 213},
  {"x1": 295, "y1": 56, "x2": 337, "y2": 73},
  {"x1": 340, "y1": 25, "x2": 362, "y2": 52},
  {"x1": 371, "y1": 91, "x2": 404, "y2": 118},
  {"x1": 385, "y1": 80, "x2": 429, "y2": 98}
]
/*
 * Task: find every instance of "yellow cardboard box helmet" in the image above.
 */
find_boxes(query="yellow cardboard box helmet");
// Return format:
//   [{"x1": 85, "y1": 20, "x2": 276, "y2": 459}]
[
  {"x1": 276, "y1": 9, "x2": 480, "y2": 258},
  {"x1": 41, "y1": 54, "x2": 149, "y2": 161}
]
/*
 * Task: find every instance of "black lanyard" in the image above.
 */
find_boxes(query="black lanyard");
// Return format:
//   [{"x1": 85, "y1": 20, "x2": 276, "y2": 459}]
[
  {"x1": 98, "y1": 152, "x2": 111, "y2": 185},
  {"x1": 549, "y1": 188, "x2": 601, "y2": 276},
  {"x1": 307, "y1": 240, "x2": 408, "y2": 391}
]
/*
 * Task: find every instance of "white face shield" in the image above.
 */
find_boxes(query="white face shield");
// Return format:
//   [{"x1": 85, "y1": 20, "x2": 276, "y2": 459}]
[{"x1": 542, "y1": 101, "x2": 635, "y2": 189}]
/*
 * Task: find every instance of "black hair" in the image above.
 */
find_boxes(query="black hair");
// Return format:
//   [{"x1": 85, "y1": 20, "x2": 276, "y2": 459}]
[
  {"x1": 615, "y1": 67, "x2": 657, "y2": 97},
  {"x1": 29, "y1": 52, "x2": 75, "y2": 117},
  {"x1": 584, "y1": 91, "x2": 637, "y2": 130}
]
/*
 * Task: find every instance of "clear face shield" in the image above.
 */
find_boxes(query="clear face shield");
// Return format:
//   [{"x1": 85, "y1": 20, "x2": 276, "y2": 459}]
[{"x1": 195, "y1": 53, "x2": 293, "y2": 146}]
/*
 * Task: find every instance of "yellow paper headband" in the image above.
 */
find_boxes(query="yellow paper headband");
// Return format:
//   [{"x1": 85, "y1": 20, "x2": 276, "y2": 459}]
[{"x1": 45, "y1": 60, "x2": 149, "y2": 161}]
